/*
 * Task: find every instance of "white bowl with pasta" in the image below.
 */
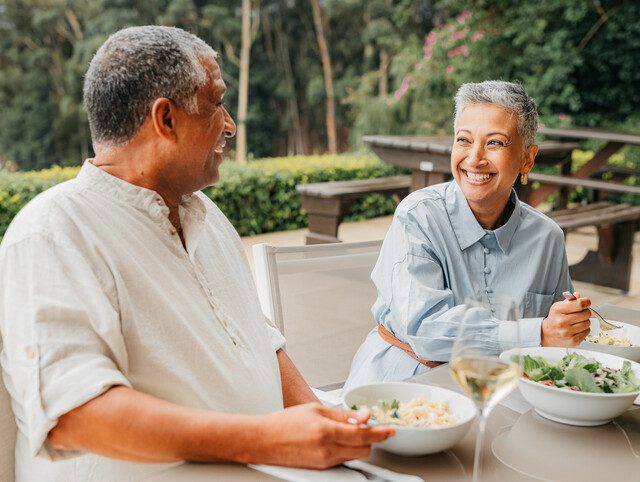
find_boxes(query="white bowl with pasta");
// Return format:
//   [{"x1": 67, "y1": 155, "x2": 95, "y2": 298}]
[
  {"x1": 580, "y1": 319, "x2": 640, "y2": 362},
  {"x1": 343, "y1": 382, "x2": 476, "y2": 456}
]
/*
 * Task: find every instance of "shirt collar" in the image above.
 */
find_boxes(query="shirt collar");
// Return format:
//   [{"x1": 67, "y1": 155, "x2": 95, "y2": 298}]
[
  {"x1": 446, "y1": 181, "x2": 486, "y2": 251},
  {"x1": 492, "y1": 190, "x2": 521, "y2": 253},
  {"x1": 76, "y1": 159, "x2": 206, "y2": 230},
  {"x1": 446, "y1": 181, "x2": 521, "y2": 253}
]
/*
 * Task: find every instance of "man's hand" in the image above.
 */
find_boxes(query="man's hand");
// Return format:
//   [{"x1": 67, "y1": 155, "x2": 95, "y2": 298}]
[
  {"x1": 250, "y1": 403, "x2": 395, "y2": 469},
  {"x1": 541, "y1": 292, "x2": 591, "y2": 347},
  {"x1": 49, "y1": 388, "x2": 394, "y2": 469}
]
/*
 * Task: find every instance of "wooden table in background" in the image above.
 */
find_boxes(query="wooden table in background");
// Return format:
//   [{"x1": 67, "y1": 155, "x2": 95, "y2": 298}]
[{"x1": 531, "y1": 126, "x2": 640, "y2": 207}]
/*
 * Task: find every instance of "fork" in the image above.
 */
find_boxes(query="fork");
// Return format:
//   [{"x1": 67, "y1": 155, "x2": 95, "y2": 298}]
[
  {"x1": 562, "y1": 291, "x2": 622, "y2": 331},
  {"x1": 341, "y1": 462, "x2": 394, "y2": 482}
]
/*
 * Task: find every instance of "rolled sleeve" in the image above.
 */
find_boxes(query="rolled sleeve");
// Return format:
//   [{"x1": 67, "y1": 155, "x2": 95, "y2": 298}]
[
  {"x1": 263, "y1": 316, "x2": 286, "y2": 351},
  {"x1": 25, "y1": 348, "x2": 130, "y2": 461},
  {"x1": 0, "y1": 235, "x2": 130, "y2": 461}
]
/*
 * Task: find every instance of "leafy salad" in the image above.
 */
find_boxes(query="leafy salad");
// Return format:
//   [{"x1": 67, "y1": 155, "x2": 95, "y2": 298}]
[{"x1": 514, "y1": 352, "x2": 640, "y2": 394}]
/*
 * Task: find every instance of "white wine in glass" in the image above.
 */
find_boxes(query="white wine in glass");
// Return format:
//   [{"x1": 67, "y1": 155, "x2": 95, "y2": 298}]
[
  {"x1": 450, "y1": 356, "x2": 520, "y2": 411},
  {"x1": 450, "y1": 296, "x2": 521, "y2": 482}
]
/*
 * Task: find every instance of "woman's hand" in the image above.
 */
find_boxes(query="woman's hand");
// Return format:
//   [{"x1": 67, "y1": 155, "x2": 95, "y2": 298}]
[
  {"x1": 249, "y1": 403, "x2": 395, "y2": 469},
  {"x1": 541, "y1": 292, "x2": 592, "y2": 347}
]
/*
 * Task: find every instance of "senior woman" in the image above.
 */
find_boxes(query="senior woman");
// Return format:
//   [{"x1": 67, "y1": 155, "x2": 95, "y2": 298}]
[{"x1": 343, "y1": 80, "x2": 592, "y2": 391}]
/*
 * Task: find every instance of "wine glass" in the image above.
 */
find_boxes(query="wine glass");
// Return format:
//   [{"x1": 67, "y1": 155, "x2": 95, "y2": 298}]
[{"x1": 449, "y1": 295, "x2": 521, "y2": 482}]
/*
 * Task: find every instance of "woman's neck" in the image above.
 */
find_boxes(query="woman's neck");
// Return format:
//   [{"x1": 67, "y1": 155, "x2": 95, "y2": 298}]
[{"x1": 471, "y1": 199, "x2": 514, "y2": 230}]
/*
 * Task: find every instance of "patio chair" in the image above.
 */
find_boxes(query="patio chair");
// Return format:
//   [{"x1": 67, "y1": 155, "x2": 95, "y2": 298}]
[
  {"x1": 253, "y1": 240, "x2": 382, "y2": 390},
  {"x1": 0, "y1": 336, "x2": 16, "y2": 482}
]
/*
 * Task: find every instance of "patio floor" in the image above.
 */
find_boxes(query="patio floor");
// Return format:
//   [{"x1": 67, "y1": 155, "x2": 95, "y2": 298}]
[{"x1": 242, "y1": 215, "x2": 640, "y2": 310}]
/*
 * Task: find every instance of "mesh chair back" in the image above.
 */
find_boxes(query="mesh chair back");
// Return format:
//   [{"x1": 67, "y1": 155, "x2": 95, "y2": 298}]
[
  {"x1": 253, "y1": 240, "x2": 382, "y2": 389},
  {"x1": 0, "y1": 336, "x2": 16, "y2": 482}
]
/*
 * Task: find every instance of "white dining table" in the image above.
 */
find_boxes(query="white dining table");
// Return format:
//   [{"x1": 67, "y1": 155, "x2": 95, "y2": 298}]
[{"x1": 142, "y1": 306, "x2": 640, "y2": 482}]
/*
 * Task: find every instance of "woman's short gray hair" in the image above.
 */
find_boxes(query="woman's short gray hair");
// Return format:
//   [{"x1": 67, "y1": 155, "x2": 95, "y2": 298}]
[
  {"x1": 454, "y1": 80, "x2": 539, "y2": 148},
  {"x1": 83, "y1": 26, "x2": 217, "y2": 148}
]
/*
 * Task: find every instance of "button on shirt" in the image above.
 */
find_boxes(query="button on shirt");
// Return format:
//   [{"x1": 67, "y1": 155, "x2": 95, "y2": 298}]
[
  {"x1": 0, "y1": 161, "x2": 286, "y2": 482},
  {"x1": 343, "y1": 181, "x2": 572, "y2": 391}
]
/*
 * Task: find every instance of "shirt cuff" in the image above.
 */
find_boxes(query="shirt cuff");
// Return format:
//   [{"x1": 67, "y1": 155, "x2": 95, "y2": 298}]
[
  {"x1": 498, "y1": 317, "x2": 542, "y2": 352},
  {"x1": 264, "y1": 317, "x2": 286, "y2": 352}
]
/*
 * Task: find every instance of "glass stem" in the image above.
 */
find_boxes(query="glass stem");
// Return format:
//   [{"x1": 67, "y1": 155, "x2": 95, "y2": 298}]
[{"x1": 472, "y1": 411, "x2": 488, "y2": 482}]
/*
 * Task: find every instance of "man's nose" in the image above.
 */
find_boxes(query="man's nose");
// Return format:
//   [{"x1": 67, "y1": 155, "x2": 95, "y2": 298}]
[{"x1": 224, "y1": 109, "x2": 236, "y2": 138}]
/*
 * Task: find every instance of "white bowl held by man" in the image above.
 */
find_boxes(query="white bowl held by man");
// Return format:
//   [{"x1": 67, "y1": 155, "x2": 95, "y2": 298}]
[
  {"x1": 343, "y1": 382, "x2": 476, "y2": 456},
  {"x1": 579, "y1": 318, "x2": 640, "y2": 362},
  {"x1": 499, "y1": 347, "x2": 640, "y2": 426}
]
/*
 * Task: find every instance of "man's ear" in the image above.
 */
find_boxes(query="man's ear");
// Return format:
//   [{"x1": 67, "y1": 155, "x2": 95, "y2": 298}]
[{"x1": 150, "y1": 98, "x2": 177, "y2": 141}]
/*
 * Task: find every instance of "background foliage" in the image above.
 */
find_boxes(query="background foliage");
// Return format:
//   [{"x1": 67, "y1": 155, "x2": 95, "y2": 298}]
[
  {"x1": 0, "y1": 155, "x2": 407, "y2": 240},
  {"x1": 2, "y1": 0, "x2": 637, "y2": 171}
]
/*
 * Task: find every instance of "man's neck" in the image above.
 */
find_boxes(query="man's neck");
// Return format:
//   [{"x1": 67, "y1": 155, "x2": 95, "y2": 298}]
[{"x1": 91, "y1": 144, "x2": 183, "y2": 231}]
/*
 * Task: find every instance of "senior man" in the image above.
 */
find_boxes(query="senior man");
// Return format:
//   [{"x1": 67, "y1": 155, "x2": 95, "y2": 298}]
[{"x1": 0, "y1": 26, "x2": 393, "y2": 481}]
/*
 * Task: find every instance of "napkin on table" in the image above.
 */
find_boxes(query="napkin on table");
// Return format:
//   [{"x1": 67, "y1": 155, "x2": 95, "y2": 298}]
[{"x1": 249, "y1": 460, "x2": 424, "y2": 482}]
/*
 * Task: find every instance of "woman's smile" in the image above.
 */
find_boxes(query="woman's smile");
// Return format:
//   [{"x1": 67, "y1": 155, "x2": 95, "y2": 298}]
[{"x1": 461, "y1": 169, "x2": 495, "y2": 184}]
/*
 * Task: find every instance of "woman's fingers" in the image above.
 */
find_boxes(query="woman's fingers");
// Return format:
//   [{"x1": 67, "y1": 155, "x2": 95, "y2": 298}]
[{"x1": 572, "y1": 327, "x2": 591, "y2": 345}]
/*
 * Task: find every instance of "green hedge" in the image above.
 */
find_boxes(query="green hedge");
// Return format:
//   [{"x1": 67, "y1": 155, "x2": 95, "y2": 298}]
[{"x1": 0, "y1": 155, "x2": 407, "y2": 240}]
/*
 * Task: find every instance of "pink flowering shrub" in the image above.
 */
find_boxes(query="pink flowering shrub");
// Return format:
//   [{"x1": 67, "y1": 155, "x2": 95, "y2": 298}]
[
  {"x1": 351, "y1": 8, "x2": 494, "y2": 141},
  {"x1": 392, "y1": 9, "x2": 484, "y2": 104}
]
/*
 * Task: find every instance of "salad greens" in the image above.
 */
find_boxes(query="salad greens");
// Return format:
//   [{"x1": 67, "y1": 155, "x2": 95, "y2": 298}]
[{"x1": 514, "y1": 352, "x2": 640, "y2": 394}]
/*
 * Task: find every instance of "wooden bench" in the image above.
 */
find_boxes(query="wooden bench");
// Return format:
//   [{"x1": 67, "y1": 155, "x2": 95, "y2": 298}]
[
  {"x1": 518, "y1": 171, "x2": 640, "y2": 209},
  {"x1": 523, "y1": 173, "x2": 640, "y2": 290},
  {"x1": 589, "y1": 166, "x2": 640, "y2": 203},
  {"x1": 545, "y1": 202, "x2": 640, "y2": 291},
  {"x1": 296, "y1": 175, "x2": 411, "y2": 244}
]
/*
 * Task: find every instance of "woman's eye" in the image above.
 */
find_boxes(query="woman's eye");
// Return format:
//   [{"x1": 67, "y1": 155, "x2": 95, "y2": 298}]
[
  {"x1": 488, "y1": 139, "x2": 505, "y2": 147},
  {"x1": 456, "y1": 137, "x2": 470, "y2": 144}
]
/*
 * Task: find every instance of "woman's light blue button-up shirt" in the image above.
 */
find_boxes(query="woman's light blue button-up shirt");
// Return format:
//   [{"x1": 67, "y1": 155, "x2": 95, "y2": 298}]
[{"x1": 343, "y1": 181, "x2": 573, "y2": 391}]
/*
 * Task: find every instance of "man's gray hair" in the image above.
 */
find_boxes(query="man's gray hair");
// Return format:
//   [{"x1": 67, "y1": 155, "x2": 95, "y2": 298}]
[
  {"x1": 84, "y1": 26, "x2": 218, "y2": 148},
  {"x1": 454, "y1": 80, "x2": 539, "y2": 148}
]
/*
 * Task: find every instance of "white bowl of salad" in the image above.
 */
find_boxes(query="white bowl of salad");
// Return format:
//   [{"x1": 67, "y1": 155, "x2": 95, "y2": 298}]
[
  {"x1": 343, "y1": 382, "x2": 476, "y2": 456},
  {"x1": 500, "y1": 347, "x2": 640, "y2": 426},
  {"x1": 579, "y1": 318, "x2": 640, "y2": 362}
]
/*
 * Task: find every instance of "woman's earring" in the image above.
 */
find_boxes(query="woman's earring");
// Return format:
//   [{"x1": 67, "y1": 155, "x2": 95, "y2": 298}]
[{"x1": 520, "y1": 172, "x2": 528, "y2": 185}]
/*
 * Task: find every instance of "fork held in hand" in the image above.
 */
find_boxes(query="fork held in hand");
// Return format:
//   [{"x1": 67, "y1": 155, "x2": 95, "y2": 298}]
[{"x1": 561, "y1": 291, "x2": 622, "y2": 331}]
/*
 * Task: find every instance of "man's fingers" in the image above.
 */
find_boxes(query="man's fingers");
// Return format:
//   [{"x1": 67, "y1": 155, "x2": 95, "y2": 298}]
[
  {"x1": 327, "y1": 445, "x2": 372, "y2": 465},
  {"x1": 318, "y1": 405, "x2": 369, "y2": 424},
  {"x1": 329, "y1": 421, "x2": 395, "y2": 446}
]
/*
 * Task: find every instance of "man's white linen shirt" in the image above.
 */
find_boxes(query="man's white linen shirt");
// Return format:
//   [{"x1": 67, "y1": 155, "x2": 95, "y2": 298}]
[
  {"x1": 0, "y1": 161, "x2": 286, "y2": 482},
  {"x1": 343, "y1": 181, "x2": 573, "y2": 392}
]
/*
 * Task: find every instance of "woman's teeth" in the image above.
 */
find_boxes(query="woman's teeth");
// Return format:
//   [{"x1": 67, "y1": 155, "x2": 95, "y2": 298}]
[{"x1": 466, "y1": 171, "x2": 491, "y2": 181}]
